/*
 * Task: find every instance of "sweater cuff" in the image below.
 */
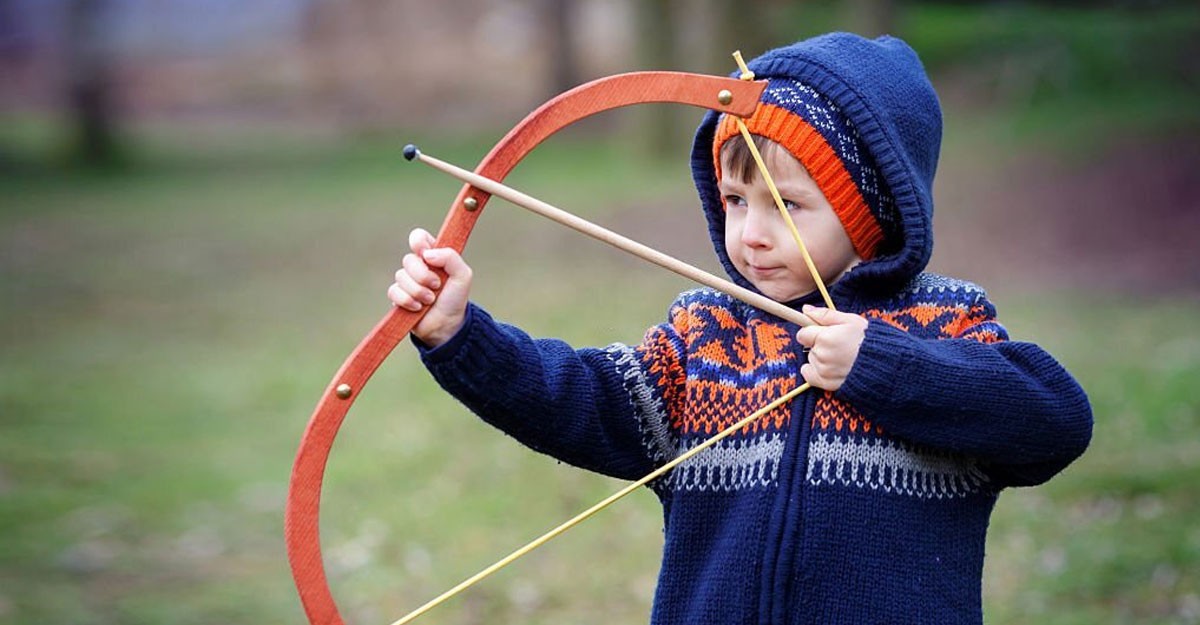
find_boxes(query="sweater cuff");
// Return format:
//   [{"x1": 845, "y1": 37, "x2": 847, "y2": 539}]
[
  {"x1": 414, "y1": 302, "x2": 521, "y2": 393},
  {"x1": 411, "y1": 302, "x2": 479, "y2": 364},
  {"x1": 836, "y1": 319, "x2": 917, "y2": 414}
]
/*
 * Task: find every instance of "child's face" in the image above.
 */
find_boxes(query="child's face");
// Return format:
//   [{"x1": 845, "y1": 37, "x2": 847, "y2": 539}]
[{"x1": 719, "y1": 145, "x2": 860, "y2": 303}]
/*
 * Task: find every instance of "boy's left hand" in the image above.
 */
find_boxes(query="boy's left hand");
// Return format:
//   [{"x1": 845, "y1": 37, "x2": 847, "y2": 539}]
[{"x1": 795, "y1": 305, "x2": 868, "y2": 392}]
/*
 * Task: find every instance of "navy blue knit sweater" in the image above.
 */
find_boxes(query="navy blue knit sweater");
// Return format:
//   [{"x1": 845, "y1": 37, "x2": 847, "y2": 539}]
[{"x1": 417, "y1": 33, "x2": 1092, "y2": 625}]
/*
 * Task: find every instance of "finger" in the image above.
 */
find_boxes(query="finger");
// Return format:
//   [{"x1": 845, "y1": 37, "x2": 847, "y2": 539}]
[
  {"x1": 409, "y1": 228, "x2": 436, "y2": 255},
  {"x1": 421, "y1": 248, "x2": 473, "y2": 282},
  {"x1": 800, "y1": 363, "x2": 828, "y2": 390},
  {"x1": 795, "y1": 326, "x2": 819, "y2": 348},
  {"x1": 388, "y1": 282, "x2": 425, "y2": 312},
  {"x1": 393, "y1": 268, "x2": 436, "y2": 305},
  {"x1": 402, "y1": 252, "x2": 441, "y2": 290},
  {"x1": 806, "y1": 348, "x2": 827, "y2": 372}
]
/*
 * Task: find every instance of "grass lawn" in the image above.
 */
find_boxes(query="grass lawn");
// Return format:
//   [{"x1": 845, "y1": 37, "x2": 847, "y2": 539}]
[{"x1": 2, "y1": 109, "x2": 1198, "y2": 624}]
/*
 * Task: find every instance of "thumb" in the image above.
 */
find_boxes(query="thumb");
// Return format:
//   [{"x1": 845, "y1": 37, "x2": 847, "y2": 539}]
[{"x1": 422, "y1": 248, "x2": 472, "y2": 296}]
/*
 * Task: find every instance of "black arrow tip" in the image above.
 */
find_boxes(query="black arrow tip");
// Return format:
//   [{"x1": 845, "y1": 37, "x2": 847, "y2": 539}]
[{"x1": 402, "y1": 144, "x2": 419, "y2": 161}]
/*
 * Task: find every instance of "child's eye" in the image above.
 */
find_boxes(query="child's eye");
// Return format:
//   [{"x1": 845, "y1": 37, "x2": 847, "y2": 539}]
[
  {"x1": 723, "y1": 194, "x2": 747, "y2": 208},
  {"x1": 782, "y1": 199, "x2": 802, "y2": 212}
]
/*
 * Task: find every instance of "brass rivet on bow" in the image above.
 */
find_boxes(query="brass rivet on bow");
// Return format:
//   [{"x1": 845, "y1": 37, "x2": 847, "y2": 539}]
[
  {"x1": 335, "y1": 383, "x2": 352, "y2": 399},
  {"x1": 717, "y1": 89, "x2": 733, "y2": 105},
  {"x1": 463, "y1": 197, "x2": 479, "y2": 211}
]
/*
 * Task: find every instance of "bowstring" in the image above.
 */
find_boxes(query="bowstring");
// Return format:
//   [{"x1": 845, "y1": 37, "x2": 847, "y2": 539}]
[{"x1": 730, "y1": 51, "x2": 836, "y2": 311}]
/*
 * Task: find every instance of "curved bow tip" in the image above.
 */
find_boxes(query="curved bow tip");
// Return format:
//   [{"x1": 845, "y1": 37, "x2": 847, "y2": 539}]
[{"x1": 402, "y1": 144, "x2": 420, "y2": 162}]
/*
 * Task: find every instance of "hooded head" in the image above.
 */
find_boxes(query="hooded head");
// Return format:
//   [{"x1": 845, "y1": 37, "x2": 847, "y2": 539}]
[{"x1": 692, "y1": 33, "x2": 943, "y2": 303}]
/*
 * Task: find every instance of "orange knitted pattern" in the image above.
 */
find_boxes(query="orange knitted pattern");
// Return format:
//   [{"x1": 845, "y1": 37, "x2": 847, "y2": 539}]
[
  {"x1": 713, "y1": 104, "x2": 885, "y2": 260},
  {"x1": 641, "y1": 300, "x2": 797, "y2": 437},
  {"x1": 812, "y1": 391, "x2": 881, "y2": 435}
]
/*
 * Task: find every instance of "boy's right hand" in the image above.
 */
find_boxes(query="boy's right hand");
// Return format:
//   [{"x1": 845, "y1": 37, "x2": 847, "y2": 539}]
[{"x1": 388, "y1": 228, "x2": 473, "y2": 348}]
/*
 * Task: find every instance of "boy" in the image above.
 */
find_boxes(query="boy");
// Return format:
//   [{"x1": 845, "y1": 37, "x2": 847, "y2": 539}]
[{"x1": 389, "y1": 33, "x2": 1092, "y2": 624}]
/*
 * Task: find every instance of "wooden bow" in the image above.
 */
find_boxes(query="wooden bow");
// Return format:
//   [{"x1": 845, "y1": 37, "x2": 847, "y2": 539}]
[{"x1": 285, "y1": 71, "x2": 768, "y2": 625}]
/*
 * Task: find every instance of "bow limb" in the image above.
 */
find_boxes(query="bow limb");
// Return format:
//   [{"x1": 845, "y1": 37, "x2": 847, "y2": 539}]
[{"x1": 284, "y1": 71, "x2": 766, "y2": 625}]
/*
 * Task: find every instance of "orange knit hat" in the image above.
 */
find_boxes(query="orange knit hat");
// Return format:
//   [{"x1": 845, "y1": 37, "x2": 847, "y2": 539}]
[{"x1": 712, "y1": 79, "x2": 895, "y2": 260}]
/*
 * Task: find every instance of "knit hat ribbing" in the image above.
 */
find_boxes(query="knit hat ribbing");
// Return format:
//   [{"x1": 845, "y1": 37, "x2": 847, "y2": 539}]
[{"x1": 711, "y1": 78, "x2": 898, "y2": 260}]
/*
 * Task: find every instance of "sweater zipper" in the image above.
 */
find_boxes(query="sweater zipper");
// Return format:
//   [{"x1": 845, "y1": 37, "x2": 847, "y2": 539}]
[{"x1": 760, "y1": 339, "x2": 816, "y2": 624}]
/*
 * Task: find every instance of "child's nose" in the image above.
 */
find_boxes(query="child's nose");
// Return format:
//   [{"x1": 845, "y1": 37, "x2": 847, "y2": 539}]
[{"x1": 740, "y1": 205, "x2": 774, "y2": 248}]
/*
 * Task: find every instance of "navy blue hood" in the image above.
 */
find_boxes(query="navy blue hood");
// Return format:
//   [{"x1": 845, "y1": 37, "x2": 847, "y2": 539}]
[{"x1": 691, "y1": 32, "x2": 943, "y2": 303}]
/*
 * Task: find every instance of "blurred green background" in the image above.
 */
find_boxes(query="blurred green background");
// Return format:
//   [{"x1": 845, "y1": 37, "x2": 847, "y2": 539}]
[{"x1": 2, "y1": 1, "x2": 1199, "y2": 623}]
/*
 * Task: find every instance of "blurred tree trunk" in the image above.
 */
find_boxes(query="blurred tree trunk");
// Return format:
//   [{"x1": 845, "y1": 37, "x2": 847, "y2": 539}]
[
  {"x1": 707, "y1": 0, "x2": 796, "y2": 73},
  {"x1": 545, "y1": 0, "x2": 581, "y2": 94},
  {"x1": 636, "y1": 0, "x2": 682, "y2": 157},
  {"x1": 712, "y1": 0, "x2": 779, "y2": 67},
  {"x1": 844, "y1": 0, "x2": 899, "y2": 38},
  {"x1": 633, "y1": 0, "x2": 786, "y2": 157},
  {"x1": 65, "y1": 0, "x2": 120, "y2": 167}
]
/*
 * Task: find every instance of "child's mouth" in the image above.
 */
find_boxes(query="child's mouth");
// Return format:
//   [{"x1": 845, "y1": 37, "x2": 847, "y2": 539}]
[{"x1": 747, "y1": 264, "x2": 782, "y2": 278}]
